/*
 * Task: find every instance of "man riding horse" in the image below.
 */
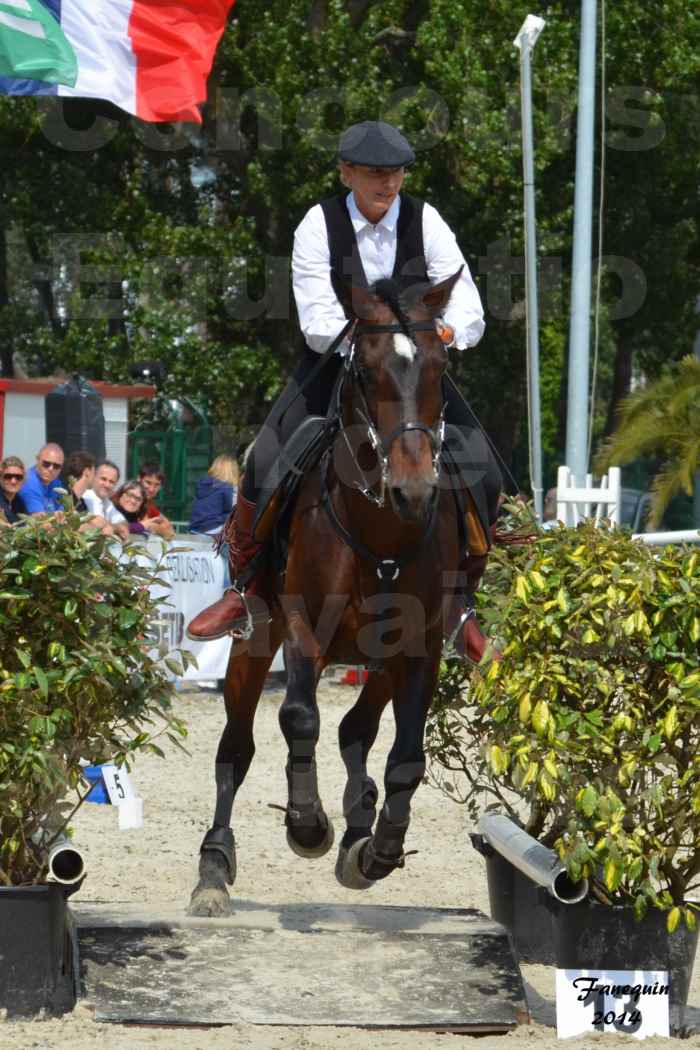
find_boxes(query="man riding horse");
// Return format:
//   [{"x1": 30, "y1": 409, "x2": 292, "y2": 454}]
[{"x1": 187, "y1": 120, "x2": 502, "y2": 662}]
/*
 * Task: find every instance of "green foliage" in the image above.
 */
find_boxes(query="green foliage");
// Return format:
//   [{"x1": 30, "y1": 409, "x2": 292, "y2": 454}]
[
  {"x1": 426, "y1": 518, "x2": 700, "y2": 915},
  {"x1": 0, "y1": 513, "x2": 191, "y2": 885},
  {"x1": 595, "y1": 355, "x2": 700, "y2": 527},
  {"x1": 2, "y1": 1, "x2": 698, "y2": 468}
]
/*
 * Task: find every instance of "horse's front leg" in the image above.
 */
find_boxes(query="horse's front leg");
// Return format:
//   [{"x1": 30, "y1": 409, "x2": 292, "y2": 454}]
[
  {"x1": 339, "y1": 645, "x2": 441, "y2": 887},
  {"x1": 189, "y1": 619, "x2": 284, "y2": 916},
  {"x1": 335, "y1": 670, "x2": 392, "y2": 888},
  {"x1": 278, "y1": 632, "x2": 334, "y2": 857}
]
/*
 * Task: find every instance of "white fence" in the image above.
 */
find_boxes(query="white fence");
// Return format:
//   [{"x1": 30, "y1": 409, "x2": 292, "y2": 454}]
[{"x1": 557, "y1": 465, "x2": 699, "y2": 545}]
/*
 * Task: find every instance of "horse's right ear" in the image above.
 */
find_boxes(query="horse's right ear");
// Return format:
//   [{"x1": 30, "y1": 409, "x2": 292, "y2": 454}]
[
  {"x1": 331, "y1": 272, "x2": 378, "y2": 320},
  {"x1": 419, "y1": 267, "x2": 463, "y2": 317}
]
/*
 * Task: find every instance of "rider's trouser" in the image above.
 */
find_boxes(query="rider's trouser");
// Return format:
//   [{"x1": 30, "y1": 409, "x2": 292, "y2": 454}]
[{"x1": 241, "y1": 347, "x2": 503, "y2": 528}]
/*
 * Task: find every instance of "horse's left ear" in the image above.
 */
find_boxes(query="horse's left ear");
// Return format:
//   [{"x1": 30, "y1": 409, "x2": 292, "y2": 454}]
[{"x1": 417, "y1": 267, "x2": 463, "y2": 318}]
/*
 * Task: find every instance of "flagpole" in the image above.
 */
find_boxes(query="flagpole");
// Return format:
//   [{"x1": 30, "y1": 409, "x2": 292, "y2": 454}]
[
  {"x1": 565, "y1": 0, "x2": 598, "y2": 485},
  {"x1": 515, "y1": 15, "x2": 546, "y2": 521}
]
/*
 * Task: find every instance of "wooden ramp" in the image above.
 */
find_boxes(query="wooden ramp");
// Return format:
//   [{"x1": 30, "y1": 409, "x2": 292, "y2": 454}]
[{"x1": 73, "y1": 900, "x2": 527, "y2": 1032}]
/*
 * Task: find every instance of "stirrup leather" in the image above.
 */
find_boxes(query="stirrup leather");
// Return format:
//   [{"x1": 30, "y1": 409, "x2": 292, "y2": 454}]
[{"x1": 442, "y1": 603, "x2": 476, "y2": 658}]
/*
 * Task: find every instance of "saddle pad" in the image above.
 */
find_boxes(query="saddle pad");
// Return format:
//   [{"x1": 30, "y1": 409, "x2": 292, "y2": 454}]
[{"x1": 253, "y1": 416, "x2": 332, "y2": 543}]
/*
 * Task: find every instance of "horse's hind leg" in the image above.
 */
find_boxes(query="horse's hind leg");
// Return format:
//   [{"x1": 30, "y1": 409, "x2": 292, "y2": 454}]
[
  {"x1": 278, "y1": 641, "x2": 334, "y2": 857},
  {"x1": 335, "y1": 670, "x2": 392, "y2": 889},
  {"x1": 189, "y1": 622, "x2": 283, "y2": 916}
]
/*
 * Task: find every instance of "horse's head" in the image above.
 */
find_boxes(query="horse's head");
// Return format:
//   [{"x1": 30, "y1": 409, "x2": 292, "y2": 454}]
[{"x1": 335, "y1": 269, "x2": 462, "y2": 524}]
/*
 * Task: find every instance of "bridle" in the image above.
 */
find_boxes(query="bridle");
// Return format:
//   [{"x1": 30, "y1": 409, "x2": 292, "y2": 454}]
[{"x1": 339, "y1": 319, "x2": 446, "y2": 508}]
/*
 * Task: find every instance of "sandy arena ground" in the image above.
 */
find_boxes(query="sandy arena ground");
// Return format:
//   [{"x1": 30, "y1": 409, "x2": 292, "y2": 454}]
[{"x1": 3, "y1": 678, "x2": 700, "y2": 1049}]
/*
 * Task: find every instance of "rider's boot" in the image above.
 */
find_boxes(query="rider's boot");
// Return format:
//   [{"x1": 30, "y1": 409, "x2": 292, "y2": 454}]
[
  {"x1": 443, "y1": 552, "x2": 502, "y2": 664},
  {"x1": 186, "y1": 496, "x2": 267, "y2": 642}
]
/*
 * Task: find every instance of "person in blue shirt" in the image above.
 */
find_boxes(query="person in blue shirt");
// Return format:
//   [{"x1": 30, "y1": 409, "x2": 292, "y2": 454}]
[
  {"x1": 189, "y1": 455, "x2": 239, "y2": 536},
  {"x1": 19, "y1": 443, "x2": 65, "y2": 513}
]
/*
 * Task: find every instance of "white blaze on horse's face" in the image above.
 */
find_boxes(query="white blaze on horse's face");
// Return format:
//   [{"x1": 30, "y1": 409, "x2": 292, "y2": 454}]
[{"x1": 393, "y1": 332, "x2": 416, "y2": 362}]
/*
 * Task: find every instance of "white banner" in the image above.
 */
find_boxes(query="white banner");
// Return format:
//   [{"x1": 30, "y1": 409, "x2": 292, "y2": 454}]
[{"x1": 138, "y1": 536, "x2": 283, "y2": 680}]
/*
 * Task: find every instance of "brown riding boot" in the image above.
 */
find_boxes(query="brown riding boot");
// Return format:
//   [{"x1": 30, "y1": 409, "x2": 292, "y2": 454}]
[
  {"x1": 186, "y1": 496, "x2": 267, "y2": 642},
  {"x1": 444, "y1": 552, "x2": 502, "y2": 664}
]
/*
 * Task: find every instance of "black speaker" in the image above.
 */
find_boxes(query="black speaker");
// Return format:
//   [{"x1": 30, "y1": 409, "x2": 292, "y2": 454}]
[{"x1": 45, "y1": 375, "x2": 106, "y2": 461}]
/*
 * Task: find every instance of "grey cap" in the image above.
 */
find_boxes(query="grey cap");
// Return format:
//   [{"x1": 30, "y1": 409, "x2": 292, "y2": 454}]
[{"x1": 338, "y1": 121, "x2": 415, "y2": 168}]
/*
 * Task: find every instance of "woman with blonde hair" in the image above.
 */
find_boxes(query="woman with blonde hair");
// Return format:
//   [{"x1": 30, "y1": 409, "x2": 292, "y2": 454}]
[{"x1": 189, "y1": 454, "x2": 239, "y2": 535}]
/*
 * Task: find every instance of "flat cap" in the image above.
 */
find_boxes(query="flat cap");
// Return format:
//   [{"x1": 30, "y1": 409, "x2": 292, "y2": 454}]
[{"x1": 338, "y1": 121, "x2": 415, "y2": 168}]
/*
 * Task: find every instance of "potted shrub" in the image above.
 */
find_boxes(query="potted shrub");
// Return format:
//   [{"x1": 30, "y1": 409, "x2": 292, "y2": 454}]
[
  {"x1": 0, "y1": 509, "x2": 190, "y2": 1016},
  {"x1": 426, "y1": 516, "x2": 700, "y2": 1010}
]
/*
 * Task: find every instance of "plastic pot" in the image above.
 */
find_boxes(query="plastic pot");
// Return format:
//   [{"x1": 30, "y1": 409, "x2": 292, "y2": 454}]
[
  {"x1": 0, "y1": 884, "x2": 76, "y2": 1016},
  {"x1": 554, "y1": 898, "x2": 698, "y2": 1017},
  {"x1": 474, "y1": 833, "x2": 556, "y2": 964}
]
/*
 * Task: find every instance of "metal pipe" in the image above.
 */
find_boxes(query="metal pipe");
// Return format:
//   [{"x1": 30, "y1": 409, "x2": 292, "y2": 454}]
[
  {"x1": 514, "y1": 14, "x2": 546, "y2": 522},
  {"x1": 479, "y1": 812, "x2": 588, "y2": 904},
  {"x1": 46, "y1": 835, "x2": 86, "y2": 885},
  {"x1": 565, "y1": 0, "x2": 598, "y2": 484}
]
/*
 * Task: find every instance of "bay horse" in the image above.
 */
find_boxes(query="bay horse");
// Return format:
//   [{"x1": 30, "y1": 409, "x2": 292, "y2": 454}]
[{"x1": 189, "y1": 270, "x2": 465, "y2": 915}]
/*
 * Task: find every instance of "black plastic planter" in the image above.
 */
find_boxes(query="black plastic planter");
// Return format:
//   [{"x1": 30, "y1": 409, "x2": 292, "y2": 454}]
[
  {"x1": 474, "y1": 833, "x2": 556, "y2": 964},
  {"x1": 0, "y1": 884, "x2": 76, "y2": 1016},
  {"x1": 555, "y1": 899, "x2": 699, "y2": 1016}
]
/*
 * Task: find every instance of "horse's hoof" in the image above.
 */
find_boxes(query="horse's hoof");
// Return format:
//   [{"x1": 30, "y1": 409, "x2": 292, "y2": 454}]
[
  {"x1": 335, "y1": 837, "x2": 375, "y2": 890},
  {"x1": 286, "y1": 816, "x2": 335, "y2": 859},
  {"x1": 187, "y1": 883, "x2": 232, "y2": 917}
]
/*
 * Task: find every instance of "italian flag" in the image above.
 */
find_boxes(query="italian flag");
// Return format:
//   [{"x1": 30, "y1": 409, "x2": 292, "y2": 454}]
[{"x1": 0, "y1": 0, "x2": 235, "y2": 123}]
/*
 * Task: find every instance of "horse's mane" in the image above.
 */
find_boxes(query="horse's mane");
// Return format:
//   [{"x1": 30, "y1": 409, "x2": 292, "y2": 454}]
[{"x1": 370, "y1": 278, "x2": 414, "y2": 338}]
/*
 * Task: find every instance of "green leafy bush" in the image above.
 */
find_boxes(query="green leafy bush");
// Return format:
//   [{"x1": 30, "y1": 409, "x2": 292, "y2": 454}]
[
  {"x1": 0, "y1": 513, "x2": 191, "y2": 885},
  {"x1": 426, "y1": 519, "x2": 700, "y2": 929}
]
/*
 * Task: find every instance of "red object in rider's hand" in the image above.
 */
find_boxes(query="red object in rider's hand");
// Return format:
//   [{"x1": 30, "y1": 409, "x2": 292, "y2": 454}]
[{"x1": 436, "y1": 322, "x2": 455, "y2": 345}]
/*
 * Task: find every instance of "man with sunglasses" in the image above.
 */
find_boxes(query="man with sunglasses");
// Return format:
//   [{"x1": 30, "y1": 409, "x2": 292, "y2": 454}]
[{"x1": 19, "y1": 443, "x2": 66, "y2": 514}]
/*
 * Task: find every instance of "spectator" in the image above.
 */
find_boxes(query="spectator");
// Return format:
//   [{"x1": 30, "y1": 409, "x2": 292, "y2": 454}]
[
  {"x1": 64, "y1": 449, "x2": 118, "y2": 534},
  {"x1": 0, "y1": 456, "x2": 28, "y2": 525},
  {"x1": 541, "y1": 487, "x2": 560, "y2": 530},
  {"x1": 138, "y1": 461, "x2": 175, "y2": 539},
  {"x1": 189, "y1": 455, "x2": 239, "y2": 535},
  {"x1": 63, "y1": 449, "x2": 96, "y2": 512},
  {"x1": 19, "y1": 443, "x2": 65, "y2": 513},
  {"x1": 112, "y1": 480, "x2": 150, "y2": 535},
  {"x1": 83, "y1": 460, "x2": 129, "y2": 540}
]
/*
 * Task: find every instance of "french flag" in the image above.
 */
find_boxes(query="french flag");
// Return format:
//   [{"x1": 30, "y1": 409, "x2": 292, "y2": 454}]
[{"x1": 0, "y1": 0, "x2": 235, "y2": 123}]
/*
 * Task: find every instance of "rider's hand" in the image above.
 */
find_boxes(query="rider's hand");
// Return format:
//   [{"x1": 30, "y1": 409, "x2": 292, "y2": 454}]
[{"x1": 436, "y1": 321, "x2": 455, "y2": 346}]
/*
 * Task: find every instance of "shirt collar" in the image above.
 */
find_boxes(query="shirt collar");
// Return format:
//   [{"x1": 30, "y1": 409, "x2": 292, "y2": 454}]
[{"x1": 346, "y1": 192, "x2": 401, "y2": 234}]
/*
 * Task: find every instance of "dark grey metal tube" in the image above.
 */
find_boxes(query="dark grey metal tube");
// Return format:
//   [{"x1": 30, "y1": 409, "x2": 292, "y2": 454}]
[{"x1": 479, "y1": 813, "x2": 588, "y2": 904}]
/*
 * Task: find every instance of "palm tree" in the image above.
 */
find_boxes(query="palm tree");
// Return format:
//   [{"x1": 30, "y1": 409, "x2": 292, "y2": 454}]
[{"x1": 595, "y1": 355, "x2": 700, "y2": 529}]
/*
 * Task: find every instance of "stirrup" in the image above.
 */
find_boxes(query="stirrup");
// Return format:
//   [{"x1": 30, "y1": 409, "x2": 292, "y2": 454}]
[
  {"x1": 442, "y1": 604, "x2": 476, "y2": 659},
  {"x1": 227, "y1": 584, "x2": 268, "y2": 641}
]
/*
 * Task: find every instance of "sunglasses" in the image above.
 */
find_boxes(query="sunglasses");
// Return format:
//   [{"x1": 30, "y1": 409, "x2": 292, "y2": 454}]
[
  {"x1": 3, "y1": 472, "x2": 24, "y2": 481},
  {"x1": 40, "y1": 460, "x2": 63, "y2": 471}
]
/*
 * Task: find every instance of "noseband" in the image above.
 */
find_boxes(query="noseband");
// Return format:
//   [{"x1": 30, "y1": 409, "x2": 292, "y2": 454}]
[{"x1": 341, "y1": 320, "x2": 445, "y2": 507}]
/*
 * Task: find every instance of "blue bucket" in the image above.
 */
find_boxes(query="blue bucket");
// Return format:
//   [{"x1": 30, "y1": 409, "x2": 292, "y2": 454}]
[{"x1": 83, "y1": 765, "x2": 110, "y2": 804}]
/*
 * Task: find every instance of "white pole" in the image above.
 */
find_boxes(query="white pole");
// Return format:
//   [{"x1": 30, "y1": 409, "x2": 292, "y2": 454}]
[
  {"x1": 565, "y1": 0, "x2": 598, "y2": 484},
  {"x1": 514, "y1": 15, "x2": 546, "y2": 521}
]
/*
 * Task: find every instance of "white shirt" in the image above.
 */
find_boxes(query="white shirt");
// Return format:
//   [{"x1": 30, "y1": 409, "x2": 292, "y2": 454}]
[
  {"x1": 292, "y1": 192, "x2": 485, "y2": 353},
  {"x1": 83, "y1": 489, "x2": 127, "y2": 526}
]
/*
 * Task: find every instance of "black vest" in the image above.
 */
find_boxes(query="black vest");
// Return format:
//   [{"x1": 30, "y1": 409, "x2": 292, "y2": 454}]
[{"x1": 320, "y1": 193, "x2": 428, "y2": 306}]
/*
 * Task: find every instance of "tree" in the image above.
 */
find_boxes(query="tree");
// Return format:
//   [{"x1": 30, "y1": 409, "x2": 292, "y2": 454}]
[
  {"x1": 595, "y1": 355, "x2": 700, "y2": 528},
  {"x1": 1, "y1": 1, "x2": 698, "y2": 481}
]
